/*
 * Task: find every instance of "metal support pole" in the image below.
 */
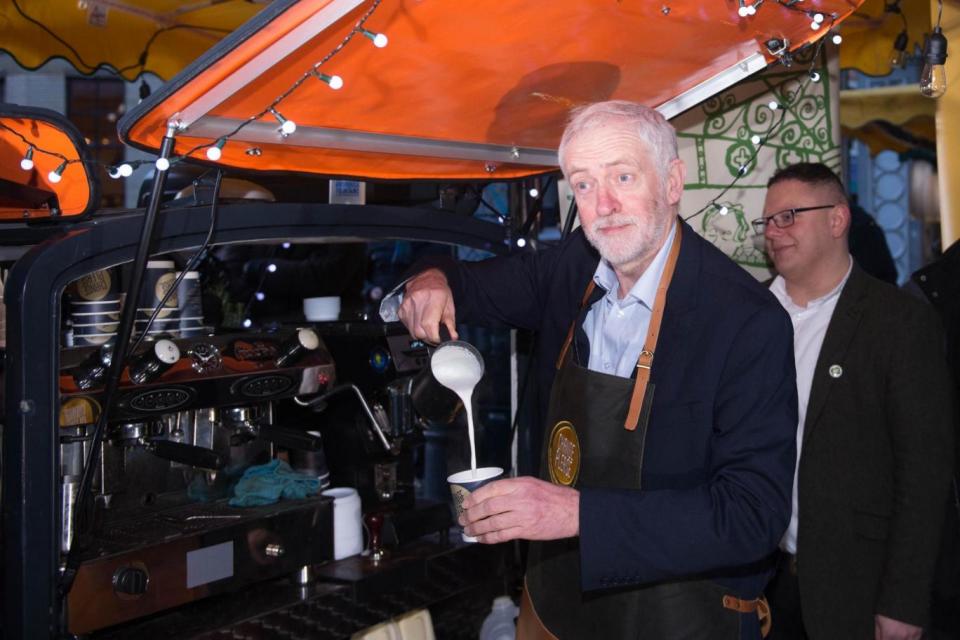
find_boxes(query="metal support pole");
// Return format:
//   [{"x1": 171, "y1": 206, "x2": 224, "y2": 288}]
[{"x1": 57, "y1": 126, "x2": 178, "y2": 611}]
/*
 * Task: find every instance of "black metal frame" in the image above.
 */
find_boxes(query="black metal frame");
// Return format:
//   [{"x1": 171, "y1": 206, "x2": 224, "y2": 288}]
[{"x1": 1, "y1": 202, "x2": 508, "y2": 638}]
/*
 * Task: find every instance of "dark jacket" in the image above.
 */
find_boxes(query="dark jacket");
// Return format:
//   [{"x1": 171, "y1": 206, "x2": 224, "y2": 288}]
[
  {"x1": 796, "y1": 264, "x2": 955, "y2": 637},
  {"x1": 434, "y1": 220, "x2": 798, "y2": 608}
]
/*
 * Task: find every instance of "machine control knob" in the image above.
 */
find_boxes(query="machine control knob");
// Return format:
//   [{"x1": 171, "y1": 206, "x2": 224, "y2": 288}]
[
  {"x1": 274, "y1": 328, "x2": 319, "y2": 368},
  {"x1": 264, "y1": 543, "x2": 285, "y2": 558},
  {"x1": 112, "y1": 565, "x2": 149, "y2": 596},
  {"x1": 72, "y1": 341, "x2": 115, "y2": 390},
  {"x1": 128, "y1": 339, "x2": 180, "y2": 385}
]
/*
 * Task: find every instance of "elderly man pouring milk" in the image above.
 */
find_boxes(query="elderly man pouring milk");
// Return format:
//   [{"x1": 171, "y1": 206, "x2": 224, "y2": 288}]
[{"x1": 390, "y1": 100, "x2": 797, "y2": 640}]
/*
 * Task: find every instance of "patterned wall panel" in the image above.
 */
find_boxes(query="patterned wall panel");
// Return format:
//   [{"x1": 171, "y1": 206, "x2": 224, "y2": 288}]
[{"x1": 674, "y1": 49, "x2": 842, "y2": 280}]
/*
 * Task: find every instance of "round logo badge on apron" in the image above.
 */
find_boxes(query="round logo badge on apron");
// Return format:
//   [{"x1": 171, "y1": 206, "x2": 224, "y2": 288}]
[{"x1": 547, "y1": 420, "x2": 581, "y2": 487}]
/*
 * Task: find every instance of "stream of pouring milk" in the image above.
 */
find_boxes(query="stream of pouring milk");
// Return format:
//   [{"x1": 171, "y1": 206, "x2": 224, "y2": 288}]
[{"x1": 431, "y1": 345, "x2": 484, "y2": 476}]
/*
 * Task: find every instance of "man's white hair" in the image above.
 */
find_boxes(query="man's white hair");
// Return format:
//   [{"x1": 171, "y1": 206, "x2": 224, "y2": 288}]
[{"x1": 557, "y1": 100, "x2": 679, "y2": 184}]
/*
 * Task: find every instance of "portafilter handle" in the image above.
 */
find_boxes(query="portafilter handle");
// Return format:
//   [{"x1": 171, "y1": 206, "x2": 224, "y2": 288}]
[
  {"x1": 149, "y1": 440, "x2": 225, "y2": 470},
  {"x1": 257, "y1": 424, "x2": 324, "y2": 451}
]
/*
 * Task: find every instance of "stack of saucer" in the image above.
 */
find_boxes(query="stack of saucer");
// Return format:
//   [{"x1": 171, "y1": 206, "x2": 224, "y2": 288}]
[
  {"x1": 176, "y1": 270, "x2": 207, "y2": 337},
  {"x1": 136, "y1": 260, "x2": 180, "y2": 339},
  {"x1": 68, "y1": 269, "x2": 121, "y2": 346}
]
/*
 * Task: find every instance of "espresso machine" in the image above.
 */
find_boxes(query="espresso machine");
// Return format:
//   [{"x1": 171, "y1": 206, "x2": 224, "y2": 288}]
[
  {"x1": 56, "y1": 317, "x2": 462, "y2": 635},
  {"x1": 2, "y1": 204, "x2": 513, "y2": 639},
  {"x1": 57, "y1": 327, "x2": 344, "y2": 634}
]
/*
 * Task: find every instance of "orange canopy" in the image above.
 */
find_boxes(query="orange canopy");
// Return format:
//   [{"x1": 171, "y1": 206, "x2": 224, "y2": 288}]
[
  {"x1": 1, "y1": 104, "x2": 97, "y2": 221},
  {"x1": 0, "y1": 0, "x2": 265, "y2": 81},
  {"x1": 121, "y1": 0, "x2": 864, "y2": 181}
]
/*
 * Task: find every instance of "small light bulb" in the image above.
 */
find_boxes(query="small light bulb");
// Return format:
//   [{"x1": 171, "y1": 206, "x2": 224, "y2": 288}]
[
  {"x1": 118, "y1": 163, "x2": 134, "y2": 177},
  {"x1": 746, "y1": 4, "x2": 756, "y2": 15},
  {"x1": 516, "y1": 238, "x2": 527, "y2": 248},
  {"x1": 108, "y1": 166, "x2": 122, "y2": 179},
  {"x1": 809, "y1": 70, "x2": 821, "y2": 82},
  {"x1": 528, "y1": 188, "x2": 539, "y2": 198},
  {"x1": 738, "y1": 165, "x2": 747, "y2": 176},
  {"x1": 317, "y1": 73, "x2": 344, "y2": 90},
  {"x1": 832, "y1": 33, "x2": 842, "y2": 45},
  {"x1": 921, "y1": 62, "x2": 948, "y2": 98},
  {"x1": 20, "y1": 146, "x2": 35, "y2": 171},
  {"x1": 360, "y1": 28, "x2": 388, "y2": 48},
  {"x1": 270, "y1": 108, "x2": 297, "y2": 136},
  {"x1": 155, "y1": 157, "x2": 170, "y2": 171},
  {"x1": 751, "y1": 134, "x2": 762, "y2": 145},
  {"x1": 206, "y1": 138, "x2": 226, "y2": 161},
  {"x1": 243, "y1": 318, "x2": 253, "y2": 328},
  {"x1": 48, "y1": 160, "x2": 67, "y2": 183},
  {"x1": 768, "y1": 100, "x2": 779, "y2": 110},
  {"x1": 267, "y1": 263, "x2": 278, "y2": 273},
  {"x1": 738, "y1": 5, "x2": 750, "y2": 17},
  {"x1": 920, "y1": 27, "x2": 949, "y2": 99},
  {"x1": 255, "y1": 292, "x2": 265, "y2": 301},
  {"x1": 813, "y1": 13, "x2": 824, "y2": 23},
  {"x1": 810, "y1": 20, "x2": 820, "y2": 30},
  {"x1": 719, "y1": 206, "x2": 729, "y2": 216},
  {"x1": 889, "y1": 30, "x2": 909, "y2": 70}
]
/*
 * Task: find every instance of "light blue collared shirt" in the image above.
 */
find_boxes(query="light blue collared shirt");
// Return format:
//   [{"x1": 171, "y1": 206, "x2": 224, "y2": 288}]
[{"x1": 582, "y1": 221, "x2": 678, "y2": 378}]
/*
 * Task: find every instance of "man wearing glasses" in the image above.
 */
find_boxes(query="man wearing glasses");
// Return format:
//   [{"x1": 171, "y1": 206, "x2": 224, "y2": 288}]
[{"x1": 757, "y1": 163, "x2": 955, "y2": 640}]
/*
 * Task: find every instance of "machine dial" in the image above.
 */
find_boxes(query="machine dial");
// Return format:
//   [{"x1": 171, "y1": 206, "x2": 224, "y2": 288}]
[
  {"x1": 112, "y1": 565, "x2": 149, "y2": 597},
  {"x1": 187, "y1": 342, "x2": 222, "y2": 374}
]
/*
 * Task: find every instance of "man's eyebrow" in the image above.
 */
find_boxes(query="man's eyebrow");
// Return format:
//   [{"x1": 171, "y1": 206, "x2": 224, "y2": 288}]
[{"x1": 567, "y1": 158, "x2": 636, "y2": 175}]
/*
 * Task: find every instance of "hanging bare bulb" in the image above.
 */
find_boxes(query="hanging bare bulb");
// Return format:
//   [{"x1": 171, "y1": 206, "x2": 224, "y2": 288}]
[
  {"x1": 920, "y1": 27, "x2": 948, "y2": 98},
  {"x1": 889, "y1": 30, "x2": 909, "y2": 69}
]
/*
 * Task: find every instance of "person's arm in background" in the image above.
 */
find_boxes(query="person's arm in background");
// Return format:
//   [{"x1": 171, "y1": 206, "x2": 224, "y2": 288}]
[{"x1": 873, "y1": 301, "x2": 954, "y2": 637}]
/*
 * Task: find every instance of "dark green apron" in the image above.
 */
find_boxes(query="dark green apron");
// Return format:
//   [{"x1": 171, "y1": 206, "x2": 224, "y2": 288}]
[{"x1": 524, "y1": 242, "x2": 745, "y2": 638}]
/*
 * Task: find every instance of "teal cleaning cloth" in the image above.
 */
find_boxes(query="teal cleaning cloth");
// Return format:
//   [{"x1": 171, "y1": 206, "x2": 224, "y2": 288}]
[{"x1": 229, "y1": 459, "x2": 320, "y2": 507}]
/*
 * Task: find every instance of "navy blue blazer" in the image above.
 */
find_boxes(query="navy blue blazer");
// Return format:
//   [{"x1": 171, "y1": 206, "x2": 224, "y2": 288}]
[{"x1": 435, "y1": 220, "x2": 797, "y2": 603}]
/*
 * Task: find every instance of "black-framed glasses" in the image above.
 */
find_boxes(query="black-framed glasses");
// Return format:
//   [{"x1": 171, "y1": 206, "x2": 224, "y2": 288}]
[{"x1": 751, "y1": 204, "x2": 836, "y2": 234}]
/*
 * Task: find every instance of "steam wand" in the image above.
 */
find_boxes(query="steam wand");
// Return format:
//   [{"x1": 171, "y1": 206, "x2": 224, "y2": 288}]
[{"x1": 295, "y1": 384, "x2": 398, "y2": 455}]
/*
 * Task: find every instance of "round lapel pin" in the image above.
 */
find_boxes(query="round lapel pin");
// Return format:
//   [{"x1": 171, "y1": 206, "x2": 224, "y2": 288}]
[{"x1": 828, "y1": 364, "x2": 843, "y2": 378}]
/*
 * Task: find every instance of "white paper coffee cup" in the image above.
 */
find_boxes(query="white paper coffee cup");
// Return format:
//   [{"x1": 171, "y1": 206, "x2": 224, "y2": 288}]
[{"x1": 447, "y1": 466, "x2": 503, "y2": 543}]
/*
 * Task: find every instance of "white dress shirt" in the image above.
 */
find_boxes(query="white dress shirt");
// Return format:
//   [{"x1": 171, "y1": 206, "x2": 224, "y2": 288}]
[
  {"x1": 582, "y1": 222, "x2": 678, "y2": 378},
  {"x1": 770, "y1": 257, "x2": 853, "y2": 554}
]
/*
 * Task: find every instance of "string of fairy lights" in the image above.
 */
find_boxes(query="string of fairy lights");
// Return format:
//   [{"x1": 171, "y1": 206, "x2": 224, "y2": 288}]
[
  {"x1": 2, "y1": 0, "x2": 388, "y2": 186},
  {"x1": 6, "y1": 0, "x2": 847, "y2": 216},
  {"x1": 684, "y1": 17, "x2": 839, "y2": 224}
]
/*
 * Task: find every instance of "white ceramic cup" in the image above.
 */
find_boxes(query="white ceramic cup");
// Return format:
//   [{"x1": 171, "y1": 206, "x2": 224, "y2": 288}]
[
  {"x1": 322, "y1": 487, "x2": 363, "y2": 560},
  {"x1": 303, "y1": 296, "x2": 341, "y2": 321}
]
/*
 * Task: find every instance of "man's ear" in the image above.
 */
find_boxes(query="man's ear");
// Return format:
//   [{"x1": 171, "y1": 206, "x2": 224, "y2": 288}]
[
  {"x1": 830, "y1": 203, "x2": 851, "y2": 238},
  {"x1": 666, "y1": 158, "x2": 686, "y2": 206}
]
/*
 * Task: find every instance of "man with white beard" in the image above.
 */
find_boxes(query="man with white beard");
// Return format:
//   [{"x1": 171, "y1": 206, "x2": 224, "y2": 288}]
[{"x1": 392, "y1": 101, "x2": 797, "y2": 639}]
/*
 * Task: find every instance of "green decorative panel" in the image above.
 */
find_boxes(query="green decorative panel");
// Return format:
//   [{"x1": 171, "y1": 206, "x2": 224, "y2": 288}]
[{"x1": 673, "y1": 49, "x2": 841, "y2": 279}]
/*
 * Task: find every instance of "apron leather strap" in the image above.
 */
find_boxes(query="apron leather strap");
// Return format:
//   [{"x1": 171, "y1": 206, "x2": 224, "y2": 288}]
[
  {"x1": 555, "y1": 280, "x2": 597, "y2": 370},
  {"x1": 722, "y1": 594, "x2": 772, "y2": 638},
  {"x1": 624, "y1": 226, "x2": 682, "y2": 430},
  {"x1": 554, "y1": 223, "x2": 683, "y2": 430},
  {"x1": 517, "y1": 581, "x2": 559, "y2": 640}
]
